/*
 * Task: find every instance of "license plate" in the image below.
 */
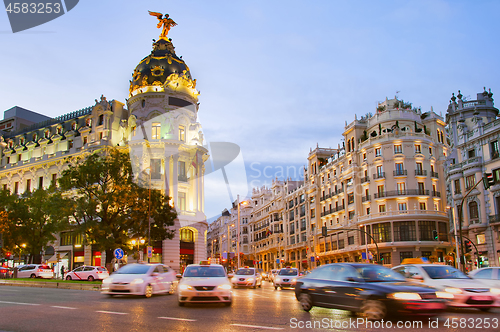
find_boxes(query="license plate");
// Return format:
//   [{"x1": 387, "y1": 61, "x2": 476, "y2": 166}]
[
  {"x1": 470, "y1": 296, "x2": 491, "y2": 301},
  {"x1": 238, "y1": 282, "x2": 246, "y2": 284},
  {"x1": 196, "y1": 292, "x2": 213, "y2": 296},
  {"x1": 422, "y1": 303, "x2": 445, "y2": 309}
]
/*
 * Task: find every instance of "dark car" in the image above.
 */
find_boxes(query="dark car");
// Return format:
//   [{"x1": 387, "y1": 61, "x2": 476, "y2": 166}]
[
  {"x1": 295, "y1": 263, "x2": 447, "y2": 320},
  {"x1": 0, "y1": 267, "x2": 13, "y2": 278}
]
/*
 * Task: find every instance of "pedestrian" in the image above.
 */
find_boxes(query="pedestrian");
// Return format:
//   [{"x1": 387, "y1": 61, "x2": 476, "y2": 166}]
[{"x1": 61, "y1": 265, "x2": 65, "y2": 280}]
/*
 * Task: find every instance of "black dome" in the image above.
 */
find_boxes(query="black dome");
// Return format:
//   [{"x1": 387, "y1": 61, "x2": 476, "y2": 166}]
[{"x1": 129, "y1": 38, "x2": 192, "y2": 95}]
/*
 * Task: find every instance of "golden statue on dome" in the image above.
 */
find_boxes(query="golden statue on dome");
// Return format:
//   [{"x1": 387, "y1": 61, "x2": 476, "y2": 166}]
[{"x1": 149, "y1": 11, "x2": 177, "y2": 38}]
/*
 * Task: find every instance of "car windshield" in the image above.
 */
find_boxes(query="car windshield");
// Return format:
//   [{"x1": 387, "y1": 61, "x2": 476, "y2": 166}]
[
  {"x1": 421, "y1": 266, "x2": 470, "y2": 279},
  {"x1": 184, "y1": 266, "x2": 226, "y2": 277},
  {"x1": 235, "y1": 269, "x2": 254, "y2": 275},
  {"x1": 115, "y1": 264, "x2": 151, "y2": 275},
  {"x1": 279, "y1": 269, "x2": 298, "y2": 276},
  {"x1": 355, "y1": 265, "x2": 406, "y2": 282}
]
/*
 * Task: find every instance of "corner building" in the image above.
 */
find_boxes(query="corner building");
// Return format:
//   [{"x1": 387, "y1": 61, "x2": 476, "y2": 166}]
[{"x1": 0, "y1": 30, "x2": 208, "y2": 272}]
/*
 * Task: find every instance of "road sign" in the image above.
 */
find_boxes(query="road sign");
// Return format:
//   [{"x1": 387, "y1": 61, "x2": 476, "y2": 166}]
[
  {"x1": 147, "y1": 246, "x2": 153, "y2": 258},
  {"x1": 114, "y1": 248, "x2": 124, "y2": 260}
]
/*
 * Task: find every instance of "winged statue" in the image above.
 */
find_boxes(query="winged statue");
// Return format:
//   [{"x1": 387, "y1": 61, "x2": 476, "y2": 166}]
[{"x1": 149, "y1": 11, "x2": 177, "y2": 38}]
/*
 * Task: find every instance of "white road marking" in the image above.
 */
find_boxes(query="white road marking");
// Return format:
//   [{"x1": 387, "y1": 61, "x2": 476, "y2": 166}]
[
  {"x1": 0, "y1": 289, "x2": 19, "y2": 291},
  {"x1": 158, "y1": 317, "x2": 197, "y2": 322},
  {"x1": 231, "y1": 324, "x2": 284, "y2": 330},
  {"x1": 0, "y1": 300, "x2": 40, "y2": 306},
  {"x1": 51, "y1": 305, "x2": 77, "y2": 310},
  {"x1": 96, "y1": 310, "x2": 128, "y2": 315}
]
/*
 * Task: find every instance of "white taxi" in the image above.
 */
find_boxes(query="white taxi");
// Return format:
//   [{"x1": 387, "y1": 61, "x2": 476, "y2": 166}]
[
  {"x1": 178, "y1": 263, "x2": 232, "y2": 306},
  {"x1": 393, "y1": 264, "x2": 500, "y2": 311},
  {"x1": 231, "y1": 267, "x2": 262, "y2": 288},
  {"x1": 66, "y1": 266, "x2": 109, "y2": 281},
  {"x1": 102, "y1": 263, "x2": 177, "y2": 298},
  {"x1": 274, "y1": 267, "x2": 299, "y2": 289}
]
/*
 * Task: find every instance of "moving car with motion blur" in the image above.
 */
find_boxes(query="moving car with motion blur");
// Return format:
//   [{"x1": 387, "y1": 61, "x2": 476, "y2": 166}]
[
  {"x1": 269, "y1": 269, "x2": 278, "y2": 283},
  {"x1": 102, "y1": 263, "x2": 177, "y2": 298},
  {"x1": 0, "y1": 266, "x2": 13, "y2": 278},
  {"x1": 392, "y1": 264, "x2": 500, "y2": 311},
  {"x1": 295, "y1": 263, "x2": 447, "y2": 320},
  {"x1": 231, "y1": 267, "x2": 262, "y2": 288},
  {"x1": 274, "y1": 267, "x2": 299, "y2": 289},
  {"x1": 468, "y1": 267, "x2": 500, "y2": 288},
  {"x1": 65, "y1": 266, "x2": 109, "y2": 281},
  {"x1": 178, "y1": 263, "x2": 232, "y2": 306}
]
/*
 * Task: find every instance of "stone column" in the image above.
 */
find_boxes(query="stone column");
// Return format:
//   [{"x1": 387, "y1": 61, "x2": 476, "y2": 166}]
[{"x1": 163, "y1": 219, "x2": 181, "y2": 273}]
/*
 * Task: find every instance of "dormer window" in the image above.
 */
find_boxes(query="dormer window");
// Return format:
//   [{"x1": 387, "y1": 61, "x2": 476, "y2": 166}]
[
  {"x1": 44, "y1": 130, "x2": 50, "y2": 139},
  {"x1": 8, "y1": 141, "x2": 13, "y2": 148},
  {"x1": 32, "y1": 133, "x2": 37, "y2": 141},
  {"x1": 71, "y1": 122, "x2": 77, "y2": 131},
  {"x1": 20, "y1": 137, "x2": 25, "y2": 145},
  {"x1": 57, "y1": 127, "x2": 62, "y2": 135},
  {"x1": 86, "y1": 118, "x2": 92, "y2": 127}
]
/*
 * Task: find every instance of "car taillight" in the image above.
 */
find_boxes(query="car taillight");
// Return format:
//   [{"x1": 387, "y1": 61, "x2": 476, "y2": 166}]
[
  {"x1": 97, "y1": 271, "x2": 102, "y2": 273},
  {"x1": 37, "y1": 269, "x2": 43, "y2": 272}
]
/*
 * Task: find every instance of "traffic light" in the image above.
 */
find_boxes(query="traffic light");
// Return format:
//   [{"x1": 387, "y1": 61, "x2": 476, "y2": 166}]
[
  {"x1": 322, "y1": 226, "x2": 328, "y2": 237},
  {"x1": 483, "y1": 172, "x2": 495, "y2": 189},
  {"x1": 432, "y1": 230, "x2": 438, "y2": 240},
  {"x1": 464, "y1": 240, "x2": 472, "y2": 253}
]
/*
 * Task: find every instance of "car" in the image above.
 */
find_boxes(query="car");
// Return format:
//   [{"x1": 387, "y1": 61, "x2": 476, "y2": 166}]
[
  {"x1": 178, "y1": 263, "x2": 232, "y2": 306},
  {"x1": 261, "y1": 270, "x2": 269, "y2": 281},
  {"x1": 0, "y1": 267, "x2": 13, "y2": 278},
  {"x1": 392, "y1": 264, "x2": 500, "y2": 311},
  {"x1": 274, "y1": 267, "x2": 299, "y2": 289},
  {"x1": 269, "y1": 269, "x2": 278, "y2": 283},
  {"x1": 468, "y1": 267, "x2": 500, "y2": 288},
  {"x1": 231, "y1": 267, "x2": 262, "y2": 288},
  {"x1": 66, "y1": 266, "x2": 109, "y2": 281},
  {"x1": 17, "y1": 264, "x2": 53, "y2": 279},
  {"x1": 295, "y1": 263, "x2": 447, "y2": 320},
  {"x1": 102, "y1": 263, "x2": 177, "y2": 298}
]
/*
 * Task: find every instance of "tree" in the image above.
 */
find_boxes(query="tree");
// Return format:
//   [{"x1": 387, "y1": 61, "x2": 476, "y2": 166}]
[
  {"x1": 58, "y1": 147, "x2": 177, "y2": 264},
  {"x1": 0, "y1": 188, "x2": 68, "y2": 263}
]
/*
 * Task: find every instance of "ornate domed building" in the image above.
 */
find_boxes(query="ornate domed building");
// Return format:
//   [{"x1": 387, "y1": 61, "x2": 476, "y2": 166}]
[{"x1": 0, "y1": 13, "x2": 208, "y2": 273}]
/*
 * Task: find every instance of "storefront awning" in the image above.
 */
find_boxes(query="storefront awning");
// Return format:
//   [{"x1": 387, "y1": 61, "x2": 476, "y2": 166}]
[{"x1": 46, "y1": 252, "x2": 68, "y2": 263}]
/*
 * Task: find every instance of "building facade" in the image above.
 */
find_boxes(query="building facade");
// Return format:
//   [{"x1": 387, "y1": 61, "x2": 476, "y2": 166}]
[
  {"x1": 446, "y1": 88, "x2": 500, "y2": 268},
  {"x1": 0, "y1": 26, "x2": 207, "y2": 273}
]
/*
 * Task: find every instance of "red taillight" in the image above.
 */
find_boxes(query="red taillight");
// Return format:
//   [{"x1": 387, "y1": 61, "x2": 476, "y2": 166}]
[
  {"x1": 97, "y1": 271, "x2": 102, "y2": 273},
  {"x1": 37, "y1": 269, "x2": 43, "y2": 272}
]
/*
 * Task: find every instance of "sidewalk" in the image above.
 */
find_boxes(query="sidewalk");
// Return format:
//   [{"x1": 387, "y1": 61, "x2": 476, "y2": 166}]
[{"x1": 0, "y1": 279, "x2": 101, "y2": 291}]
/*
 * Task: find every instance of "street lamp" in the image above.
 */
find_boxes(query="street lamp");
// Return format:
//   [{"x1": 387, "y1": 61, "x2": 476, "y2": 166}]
[
  {"x1": 237, "y1": 195, "x2": 248, "y2": 270},
  {"x1": 131, "y1": 238, "x2": 145, "y2": 262}
]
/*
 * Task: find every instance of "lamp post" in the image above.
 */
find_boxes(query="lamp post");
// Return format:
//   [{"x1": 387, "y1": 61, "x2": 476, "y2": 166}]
[{"x1": 131, "y1": 238, "x2": 145, "y2": 262}]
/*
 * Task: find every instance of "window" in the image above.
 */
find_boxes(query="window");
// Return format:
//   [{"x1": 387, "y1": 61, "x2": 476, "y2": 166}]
[
  {"x1": 465, "y1": 175, "x2": 475, "y2": 190},
  {"x1": 14, "y1": 182, "x2": 19, "y2": 194},
  {"x1": 468, "y1": 149, "x2": 475, "y2": 158},
  {"x1": 473, "y1": 268, "x2": 493, "y2": 279},
  {"x1": 180, "y1": 228, "x2": 194, "y2": 242},
  {"x1": 366, "y1": 207, "x2": 370, "y2": 215},
  {"x1": 395, "y1": 162, "x2": 404, "y2": 175},
  {"x1": 310, "y1": 209, "x2": 315, "y2": 218},
  {"x1": 99, "y1": 132, "x2": 103, "y2": 140},
  {"x1": 348, "y1": 210, "x2": 355, "y2": 219},
  {"x1": 348, "y1": 236, "x2": 354, "y2": 245},
  {"x1": 83, "y1": 136, "x2": 88, "y2": 145},
  {"x1": 363, "y1": 152, "x2": 367, "y2": 160},
  {"x1": 394, "y1": 221, "x2": 416, "y2": 241},
  {"x1": 418, "y1": 182, "x2": 425, "y2": 194},
  {"x1": 371, "y1": 222, "x2": 391, "y2": 243},
  {"x1": 378, "y1": 204, "x2": 386, "y2": 213},
  {"x1": 152, "y1": 123, "x2": 161, "y2": 139},
  {"x1": 419, "y1": 202, "x2": 426, "y2": 210},
  {"x1": 377, "y1": 185, "x2": 384, "y2": 197},
  {"x1": 491, "y1": 141, "x2": 499, "y2": 159},
  {"x1": 398, "y1": 202, "x2": 407, "y2": 211},
  {"x1": 468, "y1": 201, "x2": 479, "y2": 223},
  {"x1": 376, "y1": 165, "x2": 383, "y2": 176},
  {"x1": 416, "y1": 162, "x2": 423, "y2": 174},
  {"x1": 179, "y1": 126, "x2": 185, "y2": 141},
  {"x1": 38, "y1": 176, "x2": 43, "y2": 189},
  {"x1": 98, "y1": 115, "x2": 104, "y2": 126},
  {"x1": 415, "y1": 144, "x2": 421, "y2": 153},
  {"x1": 52, "y1": 174, "x2": 57, "y2": 187},
  {"x1": 375, "y1": 147, "x2": 381, "y2": 157},
  {"x1": 418, "y1": 221, "x2": 435, "y2": 241},
  {"x1": 429, "y1": 147, "x2": 433, "y2": 155},
  {"x1": 150, "y1": 159, "x2": 161, "y2": 180},
  {"x1": 394, "y1": 144, "x2": 402, "y2": 154},
  {"x1": 347, "y1": 193, "x2": 354, "y2": 204},
  {"x1": 454, "y1": 179, "x2": 460, "y2": 194},
  {"x1": 397, "y1": 182, "x2": 405, "y2": 194},
  {"x1": 26, "y1": 179, "x2": 31, "y2": 192},
  {"x1": 178, "y1": 161, "x2": 187, "y2": 181},
  {"x1": 60, "y1": 232, "x2": 72, "y2": 246},
  {"x1": 178, "y1": 192, "x2": 186, "y2": 211}
]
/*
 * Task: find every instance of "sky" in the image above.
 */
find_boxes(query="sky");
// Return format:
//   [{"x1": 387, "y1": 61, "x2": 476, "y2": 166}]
[{"x1": 1, "y1": 0, "x2": 500, "y2": 220}]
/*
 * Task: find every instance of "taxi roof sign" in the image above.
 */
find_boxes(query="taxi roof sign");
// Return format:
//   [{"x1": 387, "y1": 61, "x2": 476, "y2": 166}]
[
  {"x1": 199, "y1": 260, "x2": 211, "y2": 265},
  {"x1": 401, "y1": 257, "x2": 430, "y2": 265}
]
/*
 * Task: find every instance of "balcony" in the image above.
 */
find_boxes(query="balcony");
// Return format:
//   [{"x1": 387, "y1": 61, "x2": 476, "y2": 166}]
[
  {"x1": 361, "y1": 176, "x2": 370, "y2": 183},
  {"x1": 374, "y1": 189, "x2": 429, "y2": 198},
  {"x1": 393, "y1": 170, "x2": 407, "y2": 176},
  {"x1": 178, "y1": 174, "x2": 188, "y2": 182},
  {"x1": 415, "y1": 169, "x2": 427, "y2": 176},
  {"x1": 431, "y1": 171, "x2": 439, "y2": 178},
  {"x1": 373, "y1": 172, "x2": 385, "y2": 180},
  {"x1": 431, "y1": 191, "x2": 441, "y2": 197},
  {"x1": 361, "y1": 195, "x2": 370, "y2": 202},
  {"x1": 489, "y1": 214, "x2": 500, "y2": 223}
]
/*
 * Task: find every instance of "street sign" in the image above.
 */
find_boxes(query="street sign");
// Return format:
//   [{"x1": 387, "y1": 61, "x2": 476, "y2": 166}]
[
  {"x1": 114, "y1": 248, "x2": 124, "y2": 260},
  {"x1": 147, "y1": 246, "x2": 153, "y2": 258}
]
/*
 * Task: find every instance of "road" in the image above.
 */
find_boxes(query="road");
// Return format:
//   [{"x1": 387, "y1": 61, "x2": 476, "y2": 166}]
[{"x1": 0, "y1": 281, "x2": 499, "y2": 332}]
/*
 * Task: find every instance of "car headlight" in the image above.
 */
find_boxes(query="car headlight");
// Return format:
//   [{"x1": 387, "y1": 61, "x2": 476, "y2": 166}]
[
  {"x1": 103, "y1": 278, "x2": 113, "y2": 284},
  {"x1": 179, "y1": 284, "x2": 193, "y2": 290},
  {"x1": 444, "y1": 287, "x2": 463, "y2": 294},
  {"x1": 276, "y1": 277, "x2": 281, "y2": 283},
  {"x1": 436, "y1": 291, "x2": 454, "y2": 299},
  {"x1": 218, "y1": 284, "x2": 232, "y2": 290},
  {"x1": 387, "y1": 292, "x2": 422, "y2": 300},
  {"x1": 131, "y1": 278, "x2": 145, "y2": 285},
  {"x1": 247, "y1": 278, "x2": 254, "y2": 282},
  {"x1": 490, "y1": 288, "x2": 500, "y2": 295},
  {"x1": 292, "y1": 278, "x2": 297, "y2": 283}
]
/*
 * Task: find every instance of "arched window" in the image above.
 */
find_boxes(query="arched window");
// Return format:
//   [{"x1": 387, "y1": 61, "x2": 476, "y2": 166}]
[
  {"x1": 98, "y1": 115, "x2": 104, "y2": 126},
  {"x1": 32, "y1": 133, "x2": 37, "y2": 141},
  {"x1": 57, "y1": 127, "x2": 62, "y2": 135},
  {"x1": 180, "y1": 228, "x2": 194, "y2": 242},
  {"x1": 469, "y1": 201, "x2": 479, "y2": 223},
  {"x1": 44, "y1": 130, "x2": 50, "y2": 138}
]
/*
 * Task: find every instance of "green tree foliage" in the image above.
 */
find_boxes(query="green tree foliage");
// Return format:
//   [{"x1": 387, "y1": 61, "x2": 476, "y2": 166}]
[
  {"x1": 58, "y1": 147, "x2": 177, "y2": 263},
  {"x1": 0, "y1": 188, "x2": 68, "y2": 263}
]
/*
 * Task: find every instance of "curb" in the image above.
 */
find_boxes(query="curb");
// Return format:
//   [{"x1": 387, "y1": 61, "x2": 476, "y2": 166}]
[{"x1": 0, "y1": 280, "x2": 102, "y2": 291}]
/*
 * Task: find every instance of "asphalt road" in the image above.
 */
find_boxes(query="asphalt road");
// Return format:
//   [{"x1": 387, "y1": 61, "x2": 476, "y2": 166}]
[{"x1": 0, "y1": 281, "x2": 499, "y2": 332}]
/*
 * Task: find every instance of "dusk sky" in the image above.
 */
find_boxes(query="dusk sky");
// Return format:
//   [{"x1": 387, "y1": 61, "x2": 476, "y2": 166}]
[{"x1": 1, "y1": 0, "x2": 499, "y2": 220}]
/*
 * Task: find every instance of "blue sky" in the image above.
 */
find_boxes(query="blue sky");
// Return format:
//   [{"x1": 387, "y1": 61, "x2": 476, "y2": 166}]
[{"x1": 1, "y1": 1, "x2": 499, "y2": 220}]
